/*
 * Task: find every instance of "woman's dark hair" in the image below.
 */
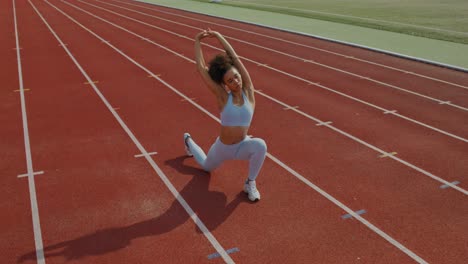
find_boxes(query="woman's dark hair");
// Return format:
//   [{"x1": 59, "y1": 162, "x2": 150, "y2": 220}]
[{"x1": 208, "y1": 54, "x2": 234, "y2": 84}]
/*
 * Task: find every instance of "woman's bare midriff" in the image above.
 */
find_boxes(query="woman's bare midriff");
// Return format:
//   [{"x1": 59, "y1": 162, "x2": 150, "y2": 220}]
[{"x1": 219, "y1": 125, "x2": 249, "y2": 145}]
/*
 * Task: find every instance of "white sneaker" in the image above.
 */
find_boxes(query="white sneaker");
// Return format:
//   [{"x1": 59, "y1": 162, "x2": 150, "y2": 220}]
[
  {"x1": 184, "y1": 133, "x2": 193, "y2": 157},
  {"x1": 244, "y1": 180, "x2": 260, "y2": 201}
]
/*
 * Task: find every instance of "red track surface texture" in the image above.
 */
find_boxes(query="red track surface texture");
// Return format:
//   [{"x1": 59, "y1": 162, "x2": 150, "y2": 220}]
[{"x1": 2, "y1": 0, "x2": 467, "y2": 263}]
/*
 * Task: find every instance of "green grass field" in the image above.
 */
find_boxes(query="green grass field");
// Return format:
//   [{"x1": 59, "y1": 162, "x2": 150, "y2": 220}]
[{"x1": 194, "y1": 0, "x2": 468, "y2": 44}]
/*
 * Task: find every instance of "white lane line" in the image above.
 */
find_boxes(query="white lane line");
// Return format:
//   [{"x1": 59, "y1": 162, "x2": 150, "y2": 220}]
[
  {"x1": 34, "y1": 1, "x2": 234, "y2": 263},
  {"x1": 379, "y1": 152, "x2": 398, "y2": 158},
  {"x1": 316, "y1": 121, "x2": 332, "y2": 126},
  {"x1": 13, "y1": 0, "x2": 45, "y2": 263},
  {"x1": 440, "y1": 181, "x2": 461, "y2": 189},
  {"x1": 48, "y1": 2, "x2": 431, "y2": 262},
  {"x1": 18, "y1": 171, "x2": 45, "y2": 178},
  {"x1": 181, "y1": 97, "x2": 196, "y2": 102},
  {"x1": 283, "y1": 105, "x2": 299, "y2": 110},
  {"x1": 208, "y1": 247, "x2": 240, "y2": 260},
  {"x1": 438, "y1": 101, "x2": 451, "y2": 105},
  {"x1": 64, "y1": 0, "x2": 468, "y2": 194},
  {"x1": 256, "y1": 90, "x2": 467, "y2": 195},
  {"x1": 383, "y1": 110, "x2": 397, "y2": 114},
  {"x1": 115, "y1": 0, "x2": 468, "y2": 91},
  {"x1": 80, "y1": 0, "x2": 468, "y2": 143},
  {"x1": 14, "y1": 88, "x2": 30, "y2": 92},
  {"x1": 223, "y1": 30, "x2": 468, "y2": 112},
  {"x1": 342, "y1": 209, "x2": 367, "y2": 219},
  {"x1": 266, "y1": 154, "x2": 428, "y2": 263},
  {"x1": 134, "y1": 152, "x2": 157, "y2": 158}
]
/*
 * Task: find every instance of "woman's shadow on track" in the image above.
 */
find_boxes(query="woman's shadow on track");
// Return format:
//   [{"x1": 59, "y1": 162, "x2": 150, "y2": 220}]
[{"x1": 18, "y1": 155, "x2": 249, "y2": 263}]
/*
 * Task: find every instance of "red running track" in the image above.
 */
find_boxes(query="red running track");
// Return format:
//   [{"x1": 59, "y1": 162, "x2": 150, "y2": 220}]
[{"x1": 2, "y1": 0, "x2": 467, "y2": 263}]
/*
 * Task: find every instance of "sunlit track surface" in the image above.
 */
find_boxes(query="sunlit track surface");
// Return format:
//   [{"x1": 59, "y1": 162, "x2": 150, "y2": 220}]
[
  {"x1": 4, "y1": 0, "x2": 467, "y2": 263},
  {"x1": 124, "y1": 1, "x2": 467, "y2": 88},
  {"x1": 59, "y1": 0, "x2": 468, "y2": 192},
  {"x1": 80, "y1": 0, "x2": 468, "y2": 145},
  {"x1": 113, "y1": 1, "x2": 468, "y2": 88},
  {"x1": 38, "y1": 0, "x2": 432, "y2": 261},
  {"x1": 106, "y1": 0, "x2": 468, "y2": 105}
]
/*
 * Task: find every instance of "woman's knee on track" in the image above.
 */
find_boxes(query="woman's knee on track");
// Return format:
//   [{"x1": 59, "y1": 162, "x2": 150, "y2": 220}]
[
  {"x1": 201, "y1": 163, "x2": 215, "y2": 172},
  {"x1": 202, "y1": 158, "x2": 223, "y2": 172},
  {"x1": 251, "y1": 138, "x2": 267, "y2": 155}
]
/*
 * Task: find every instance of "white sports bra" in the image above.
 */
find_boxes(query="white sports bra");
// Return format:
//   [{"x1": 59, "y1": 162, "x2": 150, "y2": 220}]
[{"x1": 220, "y1": 92, "x2": 253, "y2": 127}]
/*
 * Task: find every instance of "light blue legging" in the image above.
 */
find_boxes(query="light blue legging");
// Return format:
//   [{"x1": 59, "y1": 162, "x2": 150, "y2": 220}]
[{"x1": 187, "y1": 136, "x2": 267, "y2": 181}]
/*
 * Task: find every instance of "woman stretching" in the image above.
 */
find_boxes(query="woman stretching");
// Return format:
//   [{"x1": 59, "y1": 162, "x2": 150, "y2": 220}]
[{"x1": 184, "y1": 29, "x2": 267, "y2": 202}]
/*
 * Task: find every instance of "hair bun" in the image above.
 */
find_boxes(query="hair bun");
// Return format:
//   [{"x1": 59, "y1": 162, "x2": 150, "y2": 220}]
[{"x1": 208, "y1": 54, "x2": 234, "y2": 84}]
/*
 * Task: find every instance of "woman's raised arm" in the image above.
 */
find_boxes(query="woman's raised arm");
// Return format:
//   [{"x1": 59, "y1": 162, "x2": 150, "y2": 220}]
[{"x1": 194, "y1": 31, "x2": 224, "y2": 97}]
